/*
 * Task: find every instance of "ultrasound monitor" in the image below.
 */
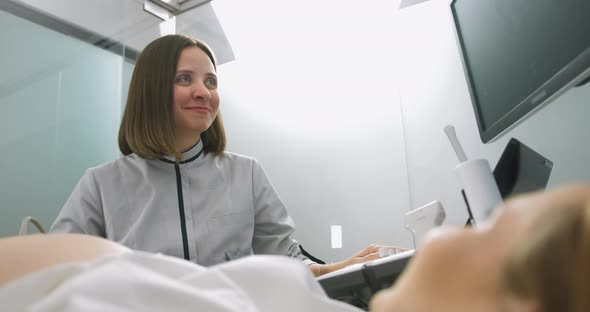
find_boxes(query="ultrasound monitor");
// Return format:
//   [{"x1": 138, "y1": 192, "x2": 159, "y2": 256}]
[{"x1": 451, "y1": 0, "x2": 590, "y2": 143}]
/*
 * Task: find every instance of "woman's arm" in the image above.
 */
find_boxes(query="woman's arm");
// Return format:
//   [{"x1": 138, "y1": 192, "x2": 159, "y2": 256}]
[
  {"x1": 50, "y1": 169, "x2": 106, "y2": 236},
  {"x1": 249, "y1": 158, "x2": 407, "y2": 276},
  {"x1": 309, "y1": 244, "x2": 406, "y2": 277},
  {"x1": 250, "y1": 159, "x2": 304, "y2": 259}
]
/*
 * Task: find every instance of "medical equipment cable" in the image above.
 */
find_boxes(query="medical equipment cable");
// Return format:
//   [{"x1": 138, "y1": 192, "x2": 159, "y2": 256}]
[{"x1": 19, "y1": 216, "x2": 46, "y2": 235}]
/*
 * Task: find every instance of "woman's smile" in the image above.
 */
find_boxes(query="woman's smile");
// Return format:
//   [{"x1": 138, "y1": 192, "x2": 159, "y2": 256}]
[{"x1": 186, "y1": 106, "x2": 211, "y2": 113}]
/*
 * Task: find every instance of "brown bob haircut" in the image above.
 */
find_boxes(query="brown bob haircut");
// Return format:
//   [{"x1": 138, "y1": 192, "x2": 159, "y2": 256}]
[{"x1": 118, "y1": 34, "x2": 226, "y2": 161}]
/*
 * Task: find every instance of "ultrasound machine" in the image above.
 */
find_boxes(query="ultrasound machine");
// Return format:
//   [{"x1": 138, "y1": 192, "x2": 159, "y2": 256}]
[
  {"x1": 317, "y1": 138, "x2": 553, "y2": 309},
  {"x1": 318, "y1": 0, "x2": 590, "y2": 308}
]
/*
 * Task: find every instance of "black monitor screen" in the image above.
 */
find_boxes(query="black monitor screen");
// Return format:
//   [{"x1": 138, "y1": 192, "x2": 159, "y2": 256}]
[
  {"x1": 493, "y1": 138, "x2": 553, "y2": 199},
  {"x1": 451, "y1": 0, "x2": 590, "y2": 143}
]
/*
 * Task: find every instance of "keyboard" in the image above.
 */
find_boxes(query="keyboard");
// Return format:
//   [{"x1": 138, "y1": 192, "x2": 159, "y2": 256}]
[{"x1": 317, "y1": 250, "x2": 416, "y2": 306}]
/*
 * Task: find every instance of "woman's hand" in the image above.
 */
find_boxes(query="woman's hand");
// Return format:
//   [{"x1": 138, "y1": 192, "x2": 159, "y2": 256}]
[
  {"x1": 311, "y1": 244, "x2": 408, "y2": 277},
  {"x1": 344, "y1": 244, "x2": 407, "y2": 266}
]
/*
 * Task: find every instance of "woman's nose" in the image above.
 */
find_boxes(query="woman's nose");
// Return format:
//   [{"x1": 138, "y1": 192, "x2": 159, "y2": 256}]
[{"x1": 191, "y1": 81, "x2": 211, "y2": 101}]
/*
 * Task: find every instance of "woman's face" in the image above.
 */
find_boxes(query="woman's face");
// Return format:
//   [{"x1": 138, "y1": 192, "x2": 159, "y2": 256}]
[
  {"x1": 369, "y1": 185, "x2": 590, "y2": 312},
  {"x1": 172, "y1": 47, "x2": 219, "y2": 143}
]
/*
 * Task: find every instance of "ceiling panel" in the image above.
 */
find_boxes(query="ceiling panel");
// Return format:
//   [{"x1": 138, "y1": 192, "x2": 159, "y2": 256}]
[{"x1": 15, "y1": 0, "x2": 234, "y2": 64}]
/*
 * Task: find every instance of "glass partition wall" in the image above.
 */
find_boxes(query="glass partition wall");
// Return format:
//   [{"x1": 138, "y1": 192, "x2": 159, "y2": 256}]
[{"x1": 0, "y1": 4, "x2": 135, "y2": 236}]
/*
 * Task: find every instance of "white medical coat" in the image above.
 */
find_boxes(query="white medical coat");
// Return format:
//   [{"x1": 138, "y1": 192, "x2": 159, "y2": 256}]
[{"x1": 50, "y1": 140, "x2": 309, "y2": 266}]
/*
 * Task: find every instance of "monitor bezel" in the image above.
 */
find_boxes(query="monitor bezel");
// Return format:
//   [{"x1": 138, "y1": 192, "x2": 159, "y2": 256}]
[{"x1": 450, "y1": 0, "x2": 590, "y2": 143}]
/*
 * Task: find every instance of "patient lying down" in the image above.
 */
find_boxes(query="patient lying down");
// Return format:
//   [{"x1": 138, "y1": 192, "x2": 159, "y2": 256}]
[
  {"x1": 1, "y1": 184, "x2": 589, "y2": 311},
  {"x1": 0, "y1": 235, "x2": 360, "y2": 312},
  {"x1": 371, "y1": 184, "x2": 590, "y2": 312}
]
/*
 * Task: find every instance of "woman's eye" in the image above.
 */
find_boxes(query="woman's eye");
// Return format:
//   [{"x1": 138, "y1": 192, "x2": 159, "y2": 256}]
[
  {"x1": 176, "y1": 75, "x2": 191, "y2": 84},
  {"x1": 205, "y1": 77, "x2": 218, "y2": 88}
]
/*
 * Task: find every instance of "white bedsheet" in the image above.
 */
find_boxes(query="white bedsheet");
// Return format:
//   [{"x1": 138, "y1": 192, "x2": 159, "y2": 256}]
[{"x1": 0, "y1": 252, "x2": 362, "y2": 312}]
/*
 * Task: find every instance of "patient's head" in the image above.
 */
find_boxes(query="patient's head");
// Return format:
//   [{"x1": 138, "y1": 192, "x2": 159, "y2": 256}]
[
  {"x1": 370, "y1": 184, "x2": 590, "y2": 312},
  {"x1": 500, "y1": 193, "x2": 590, "y2": 312}
]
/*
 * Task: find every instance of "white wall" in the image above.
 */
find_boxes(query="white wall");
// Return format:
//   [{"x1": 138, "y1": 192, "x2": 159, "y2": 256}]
[
  {"x1": 213, "y1": 0, "x2": 413, "y2": 262},
  {"x1": 395, "y1": 0, "x2": 590, "y2": 227}
]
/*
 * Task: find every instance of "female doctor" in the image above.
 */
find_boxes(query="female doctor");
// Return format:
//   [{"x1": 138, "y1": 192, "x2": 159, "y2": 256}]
[{"x1": 50, "y1": 34, "x2": 392, "y2": 276}]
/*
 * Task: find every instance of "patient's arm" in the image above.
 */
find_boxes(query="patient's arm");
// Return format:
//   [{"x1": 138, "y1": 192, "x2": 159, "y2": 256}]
[{"x1": 0, "y1": 233, "x2": 129, "y2": 286}]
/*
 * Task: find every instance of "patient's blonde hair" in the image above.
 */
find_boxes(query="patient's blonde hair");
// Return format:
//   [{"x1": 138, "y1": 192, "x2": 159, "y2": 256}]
[{"x1": 501, "y1": 199, "x2": 590, "y2": 312}]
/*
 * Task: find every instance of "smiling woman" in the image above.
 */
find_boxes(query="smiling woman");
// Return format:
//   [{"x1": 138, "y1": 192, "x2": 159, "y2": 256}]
[
  {"x1": 48, "y1": 34, "x2": 399, "y2": 278},
  {"x1": 172, "y1": 47, "x2": 220, "y2": 154},
  {"x1": 117, "y1": 35, "x2": 225, "y2": 161}
]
